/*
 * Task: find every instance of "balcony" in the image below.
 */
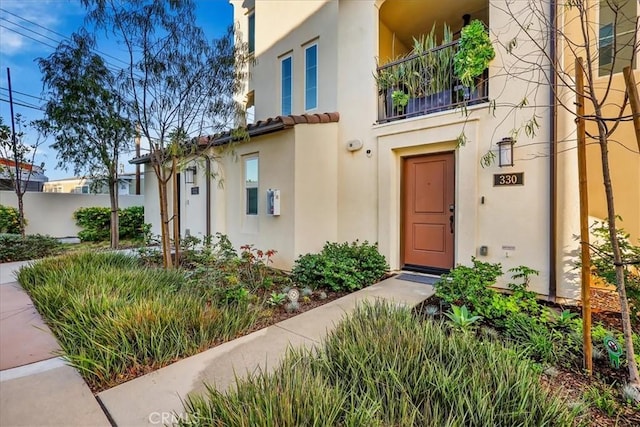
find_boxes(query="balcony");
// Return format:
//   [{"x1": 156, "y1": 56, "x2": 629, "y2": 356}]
[
  {"x1": 376, "y1": 0, "x2": 490, "y2": 123},
  {"x1": 376, "y1": 41, "x2": 489, "y2": 123}
]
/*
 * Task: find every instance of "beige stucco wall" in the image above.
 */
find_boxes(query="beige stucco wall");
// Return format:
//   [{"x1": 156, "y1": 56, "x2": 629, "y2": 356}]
[
  {"x1": 585, "y1": 70, "x2": 640, "y2": 244},
  {"x1": 0, "y1": 191, "x2": 143, "y2": 237},
  {"x1": 232, "y1": 0, "x2": 339, "y2": 120},
  {"x1": 210, "y1": 0, "x2": 585, "y2": 299},
  {"x1": 148, "y1": 123, "x2": 341, "y2": 270}
]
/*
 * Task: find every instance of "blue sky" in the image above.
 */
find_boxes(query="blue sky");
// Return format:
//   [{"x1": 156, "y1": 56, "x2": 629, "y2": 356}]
[{"x1": 0, "y1": 0, "x2": 233, "y2": 180}]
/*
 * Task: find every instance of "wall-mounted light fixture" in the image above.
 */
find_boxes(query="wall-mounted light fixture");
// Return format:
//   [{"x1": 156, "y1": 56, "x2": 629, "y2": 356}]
[
  {"x1": 184, "y1": 165, "x2": 197, "y2": 184},
  {"x1": 497, "y1": 137, "x2": 514, "y2": 167}
]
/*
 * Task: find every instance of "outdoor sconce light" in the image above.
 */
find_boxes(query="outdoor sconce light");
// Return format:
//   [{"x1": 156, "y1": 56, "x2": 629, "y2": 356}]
[
  {"x1": 497, "y1": 137, "x2": 514, "y2": 167},
  {"x1": 184, "y1": 166, "x2": 197, "y2": 184}
]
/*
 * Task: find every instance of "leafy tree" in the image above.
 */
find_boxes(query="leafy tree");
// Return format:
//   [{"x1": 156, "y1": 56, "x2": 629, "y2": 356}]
[
  {"x1": 0, "y1": 115, "x2": 45, "y2": 237},
  {"x1": 491, "y1": 0, "x2": 640, "y2": 399},
  {"x1": 80, "y1": 0, "x2": 247, "y2": 267},
  {"x1": 37, "y1": 30, "x2": 134, "y2": 249}
]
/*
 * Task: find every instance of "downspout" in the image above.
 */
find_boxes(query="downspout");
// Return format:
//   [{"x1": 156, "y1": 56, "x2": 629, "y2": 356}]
[
  {"x1": 548, "y1": 0, "x2": 558, "y2": 301},
  {"x1": 205, "y1": 156, "x2": 211, "y2": 238}
]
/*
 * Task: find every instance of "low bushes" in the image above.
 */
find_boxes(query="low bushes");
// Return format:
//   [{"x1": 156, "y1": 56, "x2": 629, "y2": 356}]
[
  {"x1": 291, "y1": 241, "x2": 388, "y2": 291},
  {"x1": 18, "y1": 252, "x2": 260, "y2": 391},
  {"x1": 0, "y1": 204, "x2": 23, "y2": 234},
  {"x1": 434, "y1": 258, "x2": 640, "y2": 368},
  {"x1": 0, "y1": 234, "x2": 63, "y2": 262},
  {"x1": 74, "y1": 206, "x2": 147, "y2": 242},
  {"x1": 180, "y1": 302, "x2": 579, "y2": 426}
]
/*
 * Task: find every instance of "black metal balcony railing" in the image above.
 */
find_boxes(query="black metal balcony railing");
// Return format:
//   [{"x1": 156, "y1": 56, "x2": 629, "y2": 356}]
[{"x1": 376, "y1": 41, "x2": 489, "y2": 123}]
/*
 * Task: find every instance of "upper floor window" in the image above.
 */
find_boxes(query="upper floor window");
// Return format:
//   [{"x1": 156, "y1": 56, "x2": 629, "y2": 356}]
[
  {"x1": 305, "y1": 44, "x2": 318, "y2": 110},
  {"x1": 281, "y1": 56, "x2": 293, "y2": 115},
  {"x1": 248, "y1": 12, "x2": 255, "y2": 54},
  {"x1": 599, "y1": 0, "x2": 637, "y2": 75},
  {"x1": 244, "y1": 156, "x2": 259, "y2": 215}
]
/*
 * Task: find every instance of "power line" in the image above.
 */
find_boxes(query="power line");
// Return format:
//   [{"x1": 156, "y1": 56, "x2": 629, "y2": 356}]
[
  {"x1": 0, "y1": 7, "x2": 131, "y2": 67},
  {"x1": 0, "y1": 87, "x2": 46, "y2": 102},
  {"x1": 0, "y1": 97, "x2": 44, "y2": 111},
  {"x1": 0, "y1": 16, "x2": 63, "y2": 47},
  {"x1": 0, "y1": 24, "x2": 124, "y2": 75},
  {"x1": 0, "y1": 24, "x2": 59, "y2": 50}
]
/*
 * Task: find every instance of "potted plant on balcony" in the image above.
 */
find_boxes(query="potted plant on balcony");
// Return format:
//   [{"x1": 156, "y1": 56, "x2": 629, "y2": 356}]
[
  {"x1": 453, "y1": 19, "x2": 495, "y2": 100},
  {"x1": 391, "y1": 89, "x2": 409, "y2": 116},
  {"x1": 431, "y1": 24, "x2": 454, "y2": 111}
]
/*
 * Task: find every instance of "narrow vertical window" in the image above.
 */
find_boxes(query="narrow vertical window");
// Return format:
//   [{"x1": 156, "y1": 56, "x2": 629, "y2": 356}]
[
  {"x1": 305, "y1": 44, "x2": 318, "y2": 110},
  {"x1": 598, "y1": 0, "x2": 637, "y2": 75},
  {"x1": 281, "y1": 56, "x2": 292, "y2": 115},
  {"x1": 245, "y1": 156, "x2": 258, "y2": 215},
  {"x1": 248, "y1": 13, "x2": 255, "y2": 54}
]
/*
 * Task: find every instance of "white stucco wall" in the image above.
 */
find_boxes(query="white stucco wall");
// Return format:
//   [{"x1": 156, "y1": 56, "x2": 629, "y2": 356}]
[{"x1": 0, "y1": 191, "x2": 144, "y2": 237}]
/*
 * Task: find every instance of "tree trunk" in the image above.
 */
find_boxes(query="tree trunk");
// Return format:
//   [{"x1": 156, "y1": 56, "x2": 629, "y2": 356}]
[
  {"x1": 155, "y1": 164, "x2": 173, "y2": 269},
  {"x1": 172, "y1": 157, "x2": 180, "y2": 267},
  {"x1": 17, "y1": 193, "x2": 26, "y2": 238},
  {"x1": 597, "y1": 122, "x2": 640, "y2": 392},
  {"x1": 108, "y1": 177, "x2": 119, "y2": 249}
]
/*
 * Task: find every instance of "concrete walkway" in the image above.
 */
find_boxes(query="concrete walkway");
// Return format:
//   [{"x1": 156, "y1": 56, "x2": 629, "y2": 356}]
[
  {"x1": 0, "y1": 258, "x2": 434, "y2": 427},
  {"x1": 0, "y1": 260, "x2": 111, "y2": 427}
]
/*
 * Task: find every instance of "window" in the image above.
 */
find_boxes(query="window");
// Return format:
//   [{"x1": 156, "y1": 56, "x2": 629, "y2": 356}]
[
  {"x1": 305, "y1": 44, "x2": 318, "y2": 110},
  {"x1": 244, "y1": 156, "x2": 258, "y2": 215},
  {"x1": 599, "y1": 0, "x2": 637, "y2": 75},
  {"x1": 281, "y1": 56, "x2": 292, "y2": 115},
  {"x1": 248, "y1": 12, "x2": 255, "y2": 55},
  {"x1": 74, "y1": 185, "x2": 89, "y2": 194}
]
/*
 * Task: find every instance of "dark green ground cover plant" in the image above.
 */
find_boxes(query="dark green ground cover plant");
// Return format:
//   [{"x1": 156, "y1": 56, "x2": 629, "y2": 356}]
[
  {"x1": 434, "y1": 259, "x2": 640, "y2": 367},
  {"x1": 179, "y1": 302, "x2": 580, "y2": 426},
  {"x1": 291, "y1": 240, "x2": 388, "y2": 292},
  {"x1": 0, "y1": 234, "x2": 63, "y2": 262}
]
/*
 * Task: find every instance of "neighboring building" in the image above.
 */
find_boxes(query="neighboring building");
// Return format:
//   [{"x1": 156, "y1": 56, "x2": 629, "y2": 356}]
[
  {"x1": 135, "y1": 0, "x2": 639, "y2": 302},
  {"x1": 0, "y1": 157, "x2": 48, "y2": 192},
  {"x1": 44, "y1": 173, "x2": 144, "y2": 195}
]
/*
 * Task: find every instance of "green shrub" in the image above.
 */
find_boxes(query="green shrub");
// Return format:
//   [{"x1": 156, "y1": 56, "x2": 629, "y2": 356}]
[
  {"x1": 74, "y1": 206, "x2": 147, "y2": 242},
  {"x1": 0, "y1": 204, "x2": 23, "y2": 234},
  {"x1": 435, "y1": 257, "x2": 503, "y2": 317},
  {"x1": 181, "y1": 302, "x2": 578, "y2": 426},
  {"x1": 0, "y1": 234, "x2": 63, "y2": 262},
  {"x1": 588, "y1": 220, "x2": 640, "y2": 325},
  {"x1": 291, "y1": 241, "x2": 388, "y2": 292},
  {"x1": 118, "y1": 205, "x2": 146, "y2": 239}
]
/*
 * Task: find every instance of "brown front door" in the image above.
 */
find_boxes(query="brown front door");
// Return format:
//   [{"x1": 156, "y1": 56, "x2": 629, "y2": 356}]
[{"x1": 402, "y1": 152, "x2": 455, "y2": 271}]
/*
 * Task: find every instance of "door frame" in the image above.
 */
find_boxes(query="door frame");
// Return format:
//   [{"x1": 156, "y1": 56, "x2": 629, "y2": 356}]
[{"x1": 400, "y1": 151, "x2": 455, "y2": 274}]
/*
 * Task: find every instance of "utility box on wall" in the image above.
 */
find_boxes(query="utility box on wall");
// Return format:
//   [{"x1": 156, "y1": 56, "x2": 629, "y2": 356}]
[{"x1": 267, "y1": 189, "x2": 281, "y2": 216}]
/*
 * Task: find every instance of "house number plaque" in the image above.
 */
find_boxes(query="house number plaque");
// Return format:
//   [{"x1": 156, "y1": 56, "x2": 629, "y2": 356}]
[{"x1": 493, "y1": 172, "x2": 524, "y2": 186}]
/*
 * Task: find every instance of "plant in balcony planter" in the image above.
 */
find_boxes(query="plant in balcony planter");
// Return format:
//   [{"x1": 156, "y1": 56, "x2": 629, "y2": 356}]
[
  {"x1": 431, "y1": 23, "x2": 454, "y2": 110},
  {"x1": 454, "y1": 19, "x2": 495, "y2": 89},
  {"x1": 391, "y1": 90, "x2": 409, "y2": 115}
]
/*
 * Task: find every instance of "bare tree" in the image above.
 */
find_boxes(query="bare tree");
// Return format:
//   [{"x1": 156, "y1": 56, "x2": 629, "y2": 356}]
[
  {"x1": 81, "y1": 0, "x2": 247, "y2": 268},
  {"x1": 489, "y1": 0, "x2": 639, "y2": 397},
  {"x1": 0, "y1": 115, "x2": 45, "y2": 237}
]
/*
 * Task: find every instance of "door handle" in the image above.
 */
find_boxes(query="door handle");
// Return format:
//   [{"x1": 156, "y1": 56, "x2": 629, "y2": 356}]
[{"x1": 449, "y1": 204, "x2": 454, "y2": 233}]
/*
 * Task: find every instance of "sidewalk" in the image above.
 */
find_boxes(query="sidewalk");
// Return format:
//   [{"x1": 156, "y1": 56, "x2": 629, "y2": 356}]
[
  {"x1": 97, "y1": 277, "x2": 434, "y2": 426},
  {"x1": 0, "y1": 261, "x2": 111, "y2": 427},
  {"x1": 0, "y1": 257, "x2": 434, "y2": 427}
]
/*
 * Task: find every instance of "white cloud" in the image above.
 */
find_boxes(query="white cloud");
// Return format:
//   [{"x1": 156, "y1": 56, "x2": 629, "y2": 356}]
[
  {"x1": 0, "y1": 0, "x2": 84, "y2": 57},
  {"x1": 0, "y1": 27, "x2": 24, "y2": 54}
]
